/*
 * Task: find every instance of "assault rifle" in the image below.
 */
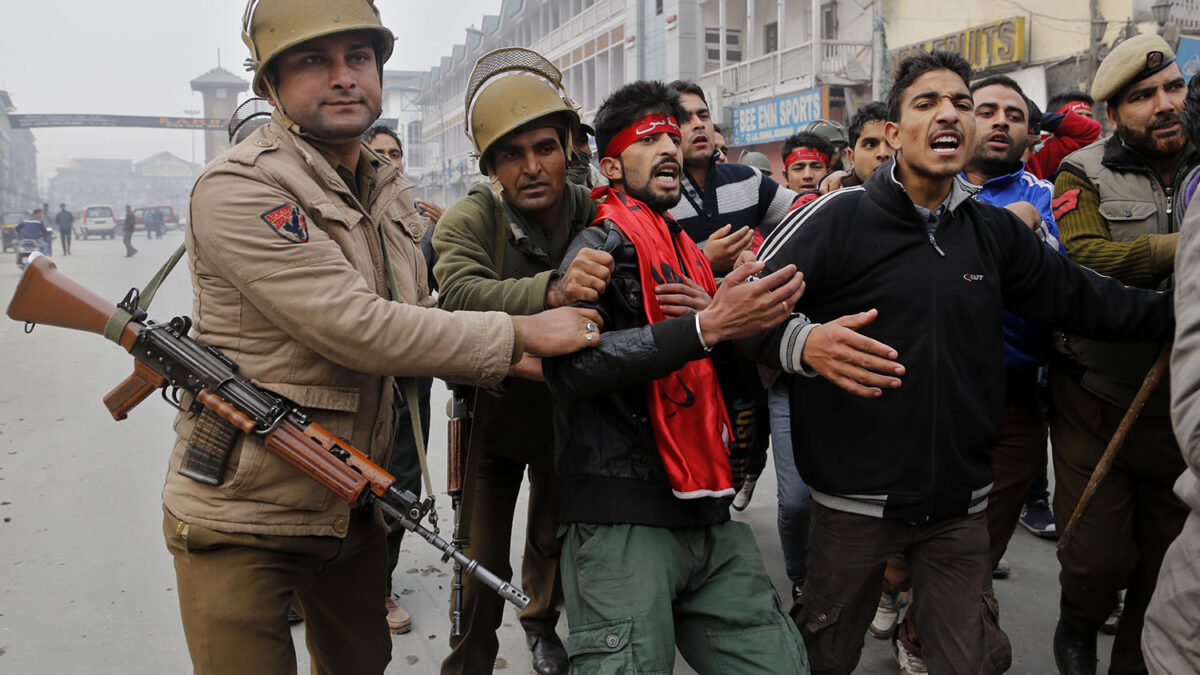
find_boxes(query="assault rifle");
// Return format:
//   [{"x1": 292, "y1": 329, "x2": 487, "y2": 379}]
[
  {"x1": 6, "y1": 253, "x2": 529, "y2": 610},
  {"x1": 446, "y1": 386, "x2": 474, "y2": 637}
]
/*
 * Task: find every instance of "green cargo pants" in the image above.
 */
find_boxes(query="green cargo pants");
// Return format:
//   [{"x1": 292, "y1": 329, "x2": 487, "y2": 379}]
[{"x1": 560, "y1": 520, "x2": 809, "y2": 674}]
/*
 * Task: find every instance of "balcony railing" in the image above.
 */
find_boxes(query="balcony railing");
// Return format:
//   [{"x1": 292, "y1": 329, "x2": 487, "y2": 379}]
[
  {"x1": 698, "y1": 39, "x2": 870, "y2": 108},
  {"x1": 531, "y1": 0, "x2": 622, "y2": 54}
]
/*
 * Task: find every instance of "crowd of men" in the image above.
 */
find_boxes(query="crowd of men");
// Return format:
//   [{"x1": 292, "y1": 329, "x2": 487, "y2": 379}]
[{"x1": 147, "y1": 0, "x2": 1200, "y2": 673}]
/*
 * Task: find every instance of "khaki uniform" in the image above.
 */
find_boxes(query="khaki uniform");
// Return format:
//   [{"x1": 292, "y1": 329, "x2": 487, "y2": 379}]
[
  {"x1": 1051, "y1": 136, "x2": 1194, "y2": 674},
  {"x1": 164, "y1": 113, "x2": 518, "y2": 675},
  {"x1": 433, "y1": 182, "x2": 595, "y2": 674}
]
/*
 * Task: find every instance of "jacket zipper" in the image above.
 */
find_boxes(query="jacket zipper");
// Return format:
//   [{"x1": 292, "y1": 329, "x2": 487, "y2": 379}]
[
  {"x1": 928, "y1": 232, "x2": 946, "y2": 256},
  {"x1": 327, "y1": 169, "x2": 401, "y2": 299},
  {"x1": 927, "y1": 232, "x2": 939, "y2": 522}
]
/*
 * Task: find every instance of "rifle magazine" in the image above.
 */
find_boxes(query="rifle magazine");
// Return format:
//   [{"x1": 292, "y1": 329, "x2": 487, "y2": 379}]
[{"x1": 179, "y1": 406, "x2": 240, "y2": 486}]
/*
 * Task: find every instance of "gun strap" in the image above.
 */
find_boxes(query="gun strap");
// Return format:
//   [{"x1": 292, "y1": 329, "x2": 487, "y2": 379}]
[
  {"x1": 104, "y1": 243, "x2": 188, "y2": 345},
  {"x1": 377, "y1": 221, "x2": 435, "y2": 508}
]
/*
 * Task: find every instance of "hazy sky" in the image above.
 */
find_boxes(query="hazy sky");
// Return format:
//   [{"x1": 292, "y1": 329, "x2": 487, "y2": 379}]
[{"x1": 0, "y1": 0, "x2": 501, "y2": 186}]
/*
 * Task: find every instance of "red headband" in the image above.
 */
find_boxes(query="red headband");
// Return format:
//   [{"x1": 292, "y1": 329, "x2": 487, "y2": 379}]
[
  {"x1": 785, "y1": 148, "x2": 829, "y2": 169},
  {"x1": 1057, "y1": 101, "x2": 1092, "y2": 115},
  {"x1": 603, "y1": 114, "x2": 681, "y2": 158}
]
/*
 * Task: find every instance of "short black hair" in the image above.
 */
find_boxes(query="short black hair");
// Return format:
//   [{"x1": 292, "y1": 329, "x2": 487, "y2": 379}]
[
  {"x1": 970, "y1": 75, "x2": 1033, "y2": 119},
  {"x1": 1184, "y1": 74, "x2": 1200, "y2": 147},
  {"x1": 713, "y1": 123, "x2": 725, "y2": 136},
  {"x1": 1047, "y1": 90, "x2": 1094, "y2": 113},
  {"x1": 593, "y1": 80, "x2": 686, "y2": 159},
  {"x1": 781, "y1": 132, "x2": 835, "y2": 164},
  {"x1": 667, "y1": 79, "x2": 707, "y2": 106},
  {"x1": 363, "y1": 125, "x2": 402, "y2": 155},
  {"x1": 847, "y1": 101, "x2": 889, "y2": 147},
  {"x1": 886, "y1": 50, "x2": 973, "y2": 122}
]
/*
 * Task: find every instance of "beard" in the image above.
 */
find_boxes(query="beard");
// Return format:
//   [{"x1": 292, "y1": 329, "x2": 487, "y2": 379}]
[
  {"x1": 1117, "y1": 111, "x2": 1187, "y2": 160},
  {"x1": 969, "y1": 143, "x2": 1024, "y2": 178},
  {"x1": 622, "y1": 158, "x2": 682, "y2": 212}
]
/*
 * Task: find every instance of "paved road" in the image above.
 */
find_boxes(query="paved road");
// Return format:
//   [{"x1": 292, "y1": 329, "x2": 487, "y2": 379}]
[{"x1": 0, "y1": 234, "x2": 1108, "y2": 673}]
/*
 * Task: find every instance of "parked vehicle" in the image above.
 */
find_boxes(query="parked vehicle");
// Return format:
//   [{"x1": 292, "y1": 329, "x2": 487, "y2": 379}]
[
  {"x1": 75, "y1": 205, "x2": 117, "y2": 240},
  {"x1": 2, "y1": 211, "x2": 28, "y2": 252},
  {"x1": 133, "y1": 205, "x2": 179, "y2": 236}
]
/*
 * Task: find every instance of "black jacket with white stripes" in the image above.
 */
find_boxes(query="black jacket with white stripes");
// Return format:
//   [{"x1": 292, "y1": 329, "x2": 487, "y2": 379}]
[{"x1": 742, "y1": 159, "x2": 1173, "y2": 523}]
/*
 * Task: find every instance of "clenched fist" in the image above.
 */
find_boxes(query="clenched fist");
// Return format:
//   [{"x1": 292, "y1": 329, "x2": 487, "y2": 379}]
[{"x1": 547, "y1": 248, "x2": 615, "y2": 307}]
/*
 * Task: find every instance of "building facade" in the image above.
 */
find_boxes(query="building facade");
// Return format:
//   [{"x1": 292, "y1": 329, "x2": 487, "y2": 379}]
[
  {"x1": 0, "y1": 91, "x2": 41, "y2": 217},
  {"x1": 412, "y1": 0, "x2": 1197, "y2": 197},
  {"x1": 48, "y1": 152, "x2": 198, "y2": 221}
]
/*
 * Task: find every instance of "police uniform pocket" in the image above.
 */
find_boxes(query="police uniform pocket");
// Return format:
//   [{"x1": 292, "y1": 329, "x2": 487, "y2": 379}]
[
  {"x1": 222, "y1": 382, "x2": 360, "y2": 512},
  {"x1": 798, "y1": 587, "x2": 847, "y2": 673},
  {"x1": 567, "y1": 618, "x2": 634, "y2": 674}
]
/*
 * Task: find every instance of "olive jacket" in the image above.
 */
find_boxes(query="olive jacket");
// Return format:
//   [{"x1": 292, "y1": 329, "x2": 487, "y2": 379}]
[
  {"x1": 432, "y1": 181, "x2": 595, "y2": 462},
  {"x1": 163, "y1": 113, "x2": 519, "y2": 537}
]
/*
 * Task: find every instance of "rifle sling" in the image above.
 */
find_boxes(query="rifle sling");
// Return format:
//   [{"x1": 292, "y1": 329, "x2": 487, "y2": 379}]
[{"x1": 104, "y1": 243, "x2": 187, "y2": 345}]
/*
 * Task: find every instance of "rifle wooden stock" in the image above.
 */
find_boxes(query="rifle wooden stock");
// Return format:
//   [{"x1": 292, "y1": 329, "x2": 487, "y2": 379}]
[
  {"x1": 104, "y1": 361, "x2": 168, "y2": 420},
  {"x1": 300, "y1": 424, "x2": 395, "y2": 498},
  {"x1": 447, "y1": 416, "x2": 467, "y2": 497},
  {"x1": 6, "y1": 254, "x2": 139, "y2": 350}
]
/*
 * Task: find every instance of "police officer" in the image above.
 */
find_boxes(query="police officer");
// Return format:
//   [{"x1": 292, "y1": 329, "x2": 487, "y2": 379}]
[
  {"x1": 162, "y1": 2, "x2": 599, "y2": 673},
  {"x1": 432, "y1": 48, "x2": 613, "y2": 675}
]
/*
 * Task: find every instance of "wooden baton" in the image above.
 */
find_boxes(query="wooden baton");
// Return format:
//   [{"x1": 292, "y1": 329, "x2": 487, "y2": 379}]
[{"x1": 1058, "y1": 344, "x2": 1172, "y2": 551}]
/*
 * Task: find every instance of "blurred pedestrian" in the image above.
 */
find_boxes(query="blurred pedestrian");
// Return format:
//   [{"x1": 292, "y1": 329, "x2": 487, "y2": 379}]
[
  {"x1": 122, "y1": 205, "x2": 137, "y2": 257},
  {"x1": 54, "y1": 203, "x2": 72, "y2": 255}
]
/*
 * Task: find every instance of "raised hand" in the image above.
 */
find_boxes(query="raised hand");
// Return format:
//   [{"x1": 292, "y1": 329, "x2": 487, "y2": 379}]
[
  {"x1": 802, "y1": 309, "x2": 904, "y2": 397},
  {"x1": 697, "y1": 261, "x2": 805, "y2": 344}
]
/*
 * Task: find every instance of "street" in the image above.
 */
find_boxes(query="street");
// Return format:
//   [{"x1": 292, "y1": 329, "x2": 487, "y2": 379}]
[{"x1": 0, "y1": 232, "x2": 1111, "y2": 674}]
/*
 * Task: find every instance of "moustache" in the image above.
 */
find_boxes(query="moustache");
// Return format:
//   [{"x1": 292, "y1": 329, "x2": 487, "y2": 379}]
[{"x1": 1149, "y1": 112, "x2": 1181, "y2": 131}]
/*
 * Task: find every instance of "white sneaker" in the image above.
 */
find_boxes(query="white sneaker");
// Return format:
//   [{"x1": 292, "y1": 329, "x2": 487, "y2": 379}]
[
  {"x1": 892, "y1": 636, "x2": 928, "y2": 674},
  {"x1": 731, "y1": 473, "x2": 760, "y2": 511},
  {"x1": 868, "y1": 591, "x2": 899, "y2": 639}
]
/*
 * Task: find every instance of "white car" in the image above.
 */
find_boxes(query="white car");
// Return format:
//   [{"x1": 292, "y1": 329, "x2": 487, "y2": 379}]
[{"x1": 75, "y1": 205, "x2": 117, "y2": 239}]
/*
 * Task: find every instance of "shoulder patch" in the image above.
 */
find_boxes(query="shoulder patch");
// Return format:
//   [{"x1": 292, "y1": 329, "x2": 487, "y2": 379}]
[
  {"x1": 1052, "y1": 189, "x2": 1081, "y2": 221},
  {"x1": 261, "y1": 204, "x2": 309, "y2": 243}
]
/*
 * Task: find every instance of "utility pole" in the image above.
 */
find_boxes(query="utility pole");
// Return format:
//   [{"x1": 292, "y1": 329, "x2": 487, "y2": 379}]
[{"x1": 872, "y1": 0, "x2": 885, "y2": 100}]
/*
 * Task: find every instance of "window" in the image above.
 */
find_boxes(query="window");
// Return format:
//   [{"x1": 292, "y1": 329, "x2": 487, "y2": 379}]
[
  {"x1": 655, "y1": 0, "x2": 663, "y2": 15},
  {"x1": 764, "y1": 22, "x2": 778, "y2": 54},
  {"x1": 821, "y1": 2, "x2": 838, "y2": 39},
  {"x1": 705, "y1": 27, "x2": 742, "y2": 65}
]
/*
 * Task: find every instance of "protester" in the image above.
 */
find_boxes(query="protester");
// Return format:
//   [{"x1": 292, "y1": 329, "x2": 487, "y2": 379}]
[
  {"x1": 544, "y1": 79, "x2": 809, "y2": 673},
  {"x1": 781, "y1": 132, "x2": 834, "y2": 193},
  {"x1": 887, "y1": 73, "x2": 1066, "y2": 673},
  {"x1": 432, "y1": 47, "x2": 612, "y2": 675},
  {"x1": 1050, "y1": 34, "x2": 1196, "y2": 675},
  {"x1": 713, "y1": 124, "x2": 729, "y2": 162},
  {"x1": 1027, "y1": 90, "x2": 1102, "y2": 180},
  {"x1": 566, "y1": 120, "x2": 607, "y2": 188},
  {"x1": 744, "y1": 49, "x2": 1175, "y2": 675},
  {"x1": 160, "y1": 2, "x2": 596, "y2": 671}
]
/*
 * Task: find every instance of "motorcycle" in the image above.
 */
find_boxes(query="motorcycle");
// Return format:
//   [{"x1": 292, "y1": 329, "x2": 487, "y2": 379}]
[{"x1": 16, "y1": 239, "x2": 45, "y2": 270}]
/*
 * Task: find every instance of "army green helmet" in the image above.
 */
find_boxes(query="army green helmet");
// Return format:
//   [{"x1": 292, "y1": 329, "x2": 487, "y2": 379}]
[
  {"x1": 464, "y1": 48, "x2": 578, "y2": 175},
  {"x1": 241, "y1": 0, "x2": 395, "y2": 98}
]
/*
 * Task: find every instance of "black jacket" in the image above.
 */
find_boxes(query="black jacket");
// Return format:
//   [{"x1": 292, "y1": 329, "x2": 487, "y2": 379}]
[
  {"x1": 544, "y1": 217, "x2": 732, "y2": 528},
  {"x1": 745, "y1": 160, "x2": 1174, "y2": 523}
]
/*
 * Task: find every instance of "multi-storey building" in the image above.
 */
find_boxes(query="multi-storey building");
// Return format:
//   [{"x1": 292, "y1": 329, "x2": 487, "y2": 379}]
[
  {"x1": 415, "y1": 0, "x2": 875, "y2": 199},
  {"x1": 414, "y1": 0, "x2": 1197, "y2": 197},
  {"x1": 0, "y1": 91, "x2": 41, "y2": 216},
  {"x1": 48, "y1": 152, "x2": 198, "y2": 219}
]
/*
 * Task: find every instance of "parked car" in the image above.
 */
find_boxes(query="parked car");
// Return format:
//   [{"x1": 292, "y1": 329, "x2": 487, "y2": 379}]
[
  {"x1": 2, "y1": 210, "x2": 29, "y2": 252},
  {"x1": 75, "y1": 205, "x2": 117, "y2": 240},
  {"x1": 133, "y1": 205, "x2": 179, "y2": 236}
]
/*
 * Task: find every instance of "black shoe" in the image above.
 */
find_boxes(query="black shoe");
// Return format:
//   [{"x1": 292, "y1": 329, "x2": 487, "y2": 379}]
[
  {"x1": 286, "y1": 608, "x2": 304, "y2": 624},
  {"x1": 1053, "y1": 617, "x2": 1097, "y2": 675},
  {"x1": 527, "y1": 632, "x2": 568, "y2": 675},
  {"x1": 992, "y1": 558, "x2": 1011, "y2": 580},
  {"x1": 1019, "y1": 499, "x2": 1058, "y2": 539}
]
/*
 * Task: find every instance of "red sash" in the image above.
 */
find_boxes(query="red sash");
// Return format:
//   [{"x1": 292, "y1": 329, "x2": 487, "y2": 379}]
[{"x1": 591, "y1": 186, "x2": 734, "y2": 499}]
